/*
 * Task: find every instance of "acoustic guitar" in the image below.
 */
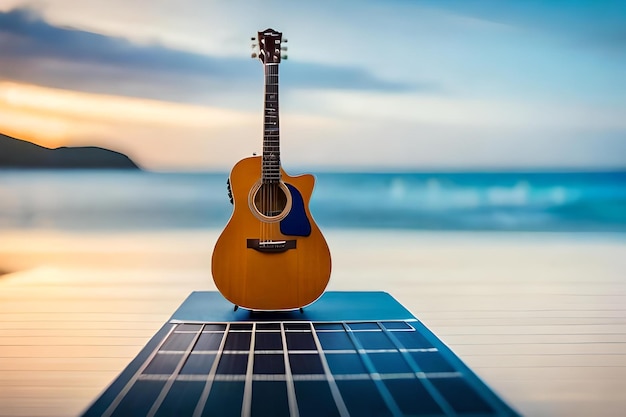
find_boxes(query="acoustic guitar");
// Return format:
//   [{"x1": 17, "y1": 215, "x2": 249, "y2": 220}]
[{"x1": 211, "y1": 28, "x2": 331, "y2": 311}]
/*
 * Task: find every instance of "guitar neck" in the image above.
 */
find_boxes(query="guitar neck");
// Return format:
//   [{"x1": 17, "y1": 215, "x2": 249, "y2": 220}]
[{"x1": 262, "y1": 63, "x2": 280, "y2": 183}]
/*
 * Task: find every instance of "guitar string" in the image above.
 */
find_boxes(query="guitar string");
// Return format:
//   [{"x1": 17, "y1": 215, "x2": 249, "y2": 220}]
[
  {"x1": 265, "y1": 64, "x2": 271, "y2": 244},
  {"x1": 262, "y1": 62, "x2": 280, "y2": 244},
  {"x1": 273, "y1": 62, "x2": 278, "y2": 244}
]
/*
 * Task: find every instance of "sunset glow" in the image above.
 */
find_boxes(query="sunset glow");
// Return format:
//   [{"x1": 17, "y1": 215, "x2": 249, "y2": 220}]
[
  {"x1": 0, "y1": 81, "x2": 263, "y2": 167},
  {"x1": 0, "y1": 82, "x2": 252, "y2": 128}
]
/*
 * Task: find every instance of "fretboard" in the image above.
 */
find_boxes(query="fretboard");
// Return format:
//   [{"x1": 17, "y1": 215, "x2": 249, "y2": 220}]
[{"x1": 262, "y1": 63, "x2": 280, "y2": 183}]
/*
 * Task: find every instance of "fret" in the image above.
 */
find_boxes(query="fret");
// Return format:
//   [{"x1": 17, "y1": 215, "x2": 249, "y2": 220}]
[{"x1": 262, "y1": 62, "x2": 281, "y2": 183}]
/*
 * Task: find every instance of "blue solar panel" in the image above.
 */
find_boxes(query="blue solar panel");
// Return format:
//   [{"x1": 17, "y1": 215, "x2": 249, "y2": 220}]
[{"x1": 82, "y1": 292, "x2": 520, "y2": 417}]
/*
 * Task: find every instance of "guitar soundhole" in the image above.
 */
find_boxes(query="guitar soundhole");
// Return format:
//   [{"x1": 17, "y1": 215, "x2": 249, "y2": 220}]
[{"x1": 250, "y1": 181, "x2": 292, "y2": 222}]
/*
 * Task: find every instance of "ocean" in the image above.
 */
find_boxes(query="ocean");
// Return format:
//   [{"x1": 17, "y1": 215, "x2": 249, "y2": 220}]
[{"x1": 1, "y1": 170, "x2": 625, "y2": 232}]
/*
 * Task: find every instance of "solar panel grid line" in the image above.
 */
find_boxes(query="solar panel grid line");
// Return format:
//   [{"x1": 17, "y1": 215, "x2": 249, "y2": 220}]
[
  {"x1": 192, "y1": 322, "x2": 230, "y2": 417},
  {"x1": 95, "y1": 319, "x2": 515, "y2": 416},
  {"x1": 408, "y1": 320, "x2": 517, "y2": 416},
  {"x1": 379, "y1": 321, "x2": 458, "y2": 416},
  {"x1": 324, "y1": 373, "x2": 371, "y2": 381},
  {"x1": 174, "y1": 324, "x2": 204, "y2": 332},
  {"x1": 289, "y1": 374, "x2": 328, "y2": 382},
  {"x1": 417, "y1": 372, "x2": 463, "y2": 379},
  {"x1": 401, "y1": 347, "x2": 439, "y2": 353},
  {"x1": 342, "y1": 322, "x2": 404, "y2": 417},
  {"x1": 280, "y1": 322, "x2": 300, "y2": 417},
  {"x1": 213, "y1": 374, "x2": 247, "y2": 382},
  {"x1": 356, "y1": 348, "x2": 411, "y2": 354},
  {"x1": 241, "y1": 322, "x2": 257, "y2": 417},
  {"x1": 174, "y1": 374, "x2": 215, "y2": 382},
  {"x1": 335, "y1": 372, "x2": 460, "y2": 381},
  {"x1": 146, "y1": 323, "x2": 205, "y2": 417},
  {"x1": 367, "y1": 372, "x2": 416, "y2": 380},
  {"x1": 173, "y1": 319, "x2": 417, "y2": 326},
  {"x1": 136, "y1": 371, "x2": 479, "y2": 383},
  {"x1": 100, "y1": 323, "x2": 177, "y2": 417},
  {"x1": 349, "y1": 329, "x2": 391, "y2": 332},
  {"x1": 250, "y1": 374, "x2": 290, "y2": 381},
  {"x1": 137, "y1": 374, "x2": 171, "y2": 381},
  {"x1": 309, "y1": 322, "x2": 350, "y2": 417}
]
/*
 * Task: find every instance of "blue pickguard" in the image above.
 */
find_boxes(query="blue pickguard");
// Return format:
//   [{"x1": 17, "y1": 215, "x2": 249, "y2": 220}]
[{"x1": 280, "y1": 183, "x2": 311, "y2": 237}]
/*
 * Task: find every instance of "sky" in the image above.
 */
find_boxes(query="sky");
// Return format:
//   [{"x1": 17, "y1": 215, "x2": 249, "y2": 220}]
[{"x1": 0, "y1": 0, "x2": 625, "y2": 171}]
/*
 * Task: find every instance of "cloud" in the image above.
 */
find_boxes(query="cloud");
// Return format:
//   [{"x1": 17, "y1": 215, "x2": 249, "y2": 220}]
[
  {"x1": 0, "y1": 8, "x2": 243, "y2": 76},
  {"x1": 0, "y1": 7, "x2": 419, "y2": 107}
]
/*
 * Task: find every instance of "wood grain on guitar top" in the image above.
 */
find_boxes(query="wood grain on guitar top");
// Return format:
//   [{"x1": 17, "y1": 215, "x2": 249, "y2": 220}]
[{"x1": 211, "y1": 156, "x2": 332, "y2": 310}]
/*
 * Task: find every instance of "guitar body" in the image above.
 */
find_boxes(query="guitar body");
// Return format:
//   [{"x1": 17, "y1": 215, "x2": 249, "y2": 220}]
[{"x1": 211, "y1": 156, "x2": 331, "y2": 310}]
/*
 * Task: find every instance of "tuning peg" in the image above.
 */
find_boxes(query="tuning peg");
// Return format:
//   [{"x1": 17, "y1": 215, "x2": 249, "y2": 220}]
[
  {"x1": 282, "y1": 54, "x2": 288, "y2": 60},
  {"x1": 283, "y1": 38, "x2": 288, "y2": 43},
  {"x1": 281, "y1": 46, "x2": 288, "y2": 51},
  {"x1": 251, "y1": 36, "x2": 256, "y2": 41},
  {"x1": 251, "y1": 43, "x2": 257, "y2": 48},
  {"x1": 251, "y1": 52, "x2": 257, "y2": 58}
]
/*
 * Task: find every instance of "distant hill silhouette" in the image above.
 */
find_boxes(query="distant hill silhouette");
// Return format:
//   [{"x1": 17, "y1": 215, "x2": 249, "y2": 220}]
[{"x1": 0, "y1": 134, "x2": 140, "y2": 169}]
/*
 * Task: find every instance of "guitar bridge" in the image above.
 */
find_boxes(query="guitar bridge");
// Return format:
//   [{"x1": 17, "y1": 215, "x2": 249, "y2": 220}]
[{"x1": 247, "y1": 239, "x2": 296, "y2": 253}]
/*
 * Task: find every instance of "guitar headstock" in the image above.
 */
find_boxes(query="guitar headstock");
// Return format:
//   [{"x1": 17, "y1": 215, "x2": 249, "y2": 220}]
[{"x1": 251, "y1": 28, "x2": 288, "y2": 63}]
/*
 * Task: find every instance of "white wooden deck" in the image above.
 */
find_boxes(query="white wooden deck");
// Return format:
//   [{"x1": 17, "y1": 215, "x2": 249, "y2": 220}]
[{"x1": 0, "y1": 230, "x2": 624, "y2": 417}]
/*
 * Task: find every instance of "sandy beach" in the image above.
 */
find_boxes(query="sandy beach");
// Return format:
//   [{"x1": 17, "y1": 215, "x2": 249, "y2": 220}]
[{"x1": 0, "y1": 229, "x2": 624, "y2": 416}]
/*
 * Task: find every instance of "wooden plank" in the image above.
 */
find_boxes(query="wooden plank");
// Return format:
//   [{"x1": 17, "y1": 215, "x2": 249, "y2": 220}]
[{"x1": 0, "y1": 230, "x2": 624, "y2": 417}]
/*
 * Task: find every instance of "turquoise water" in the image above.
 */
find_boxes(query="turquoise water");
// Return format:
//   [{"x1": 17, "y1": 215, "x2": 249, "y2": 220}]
[{"x1": 0, "y1": 170, "x2": 625, "y2": 231}]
